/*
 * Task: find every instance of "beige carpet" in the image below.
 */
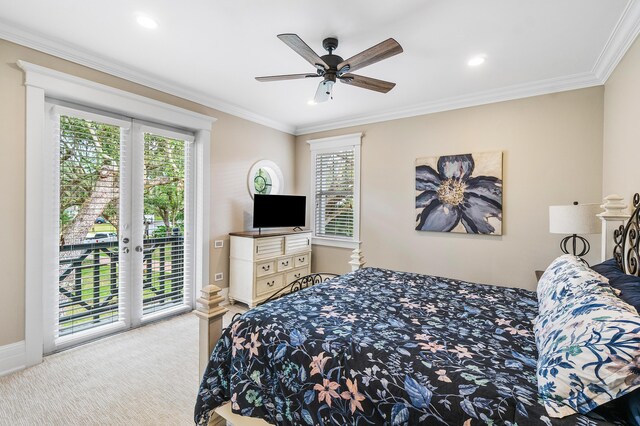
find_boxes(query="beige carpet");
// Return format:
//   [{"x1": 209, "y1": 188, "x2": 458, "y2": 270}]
[{"x1": 0, "y1": 307, "x2": 244, "y2": 426}]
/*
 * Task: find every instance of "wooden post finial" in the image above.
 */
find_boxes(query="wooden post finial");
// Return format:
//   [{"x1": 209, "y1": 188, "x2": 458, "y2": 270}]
[
  {"x1": 195, "y1": 284, "x2": 227, "y2": 319},
  {"x1": 349, "y1": 244, "x2": 365, "y2": 272},
  {"x1": 598, "y1": 194, "x2": 629, "y2": 219}
]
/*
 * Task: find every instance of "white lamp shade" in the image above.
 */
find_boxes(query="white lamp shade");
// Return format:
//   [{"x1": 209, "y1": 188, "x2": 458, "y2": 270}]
[{"x1": 549, "y1": 203, "x2": 602, "y2": 235}]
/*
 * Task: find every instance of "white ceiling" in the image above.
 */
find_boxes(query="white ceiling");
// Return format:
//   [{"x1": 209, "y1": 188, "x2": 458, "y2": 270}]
[{"x1": 1, "y1": 0, "x2": 639, "y2": 134}]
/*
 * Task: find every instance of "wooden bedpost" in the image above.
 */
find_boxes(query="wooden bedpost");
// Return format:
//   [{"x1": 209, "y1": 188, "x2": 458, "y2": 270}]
[
  {"x1": 195, "y1": 285, "x2": 227, "y2": 426},
  {"x1": 598, "y1": 194, "x2": 629, "y2": 262},
  {"x1": 349, "y1": 243, "x2": 365, "y2": 271},
  {"x1": 195, "y1": 284, "x2": 227, "y2": 376},
  {"x1": 194, "y1": 284, "x2": 227, "y2": 377}
]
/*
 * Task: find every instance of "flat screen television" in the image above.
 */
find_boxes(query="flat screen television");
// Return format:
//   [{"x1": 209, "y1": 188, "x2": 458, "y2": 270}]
[{"x1": 253, "y1": 194, "x2": 306, "y2": 229}]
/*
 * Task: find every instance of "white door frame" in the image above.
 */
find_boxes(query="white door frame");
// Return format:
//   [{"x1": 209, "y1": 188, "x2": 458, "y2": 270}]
[{"x1": 20, "y1": 61, "x2": 215, "y2": 367}]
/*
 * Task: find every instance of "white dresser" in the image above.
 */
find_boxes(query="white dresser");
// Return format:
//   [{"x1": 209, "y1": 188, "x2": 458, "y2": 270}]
[{"x1": 229, "y1": 230, "x2": 312, "y2": 308}]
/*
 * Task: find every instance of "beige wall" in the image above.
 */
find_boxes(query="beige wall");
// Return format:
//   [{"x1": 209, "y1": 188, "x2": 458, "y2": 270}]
[
  {"x1": 603, "y1": 36, "x2": 640, "y2": 202},
  {"x1": 296, "y1": 87, "x2": 604, "y2": 290},
  {"x1": 0, "y1": 39, "x2": 295, "y2": 347}
]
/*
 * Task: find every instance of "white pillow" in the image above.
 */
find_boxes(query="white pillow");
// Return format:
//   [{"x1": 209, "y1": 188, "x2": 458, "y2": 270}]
[
  {"x1": 536, "y1": 255, "x2": 609, "y2": 316},
  {"x1": 534, "y1": 255, "x2": 640, "y2": 417}
]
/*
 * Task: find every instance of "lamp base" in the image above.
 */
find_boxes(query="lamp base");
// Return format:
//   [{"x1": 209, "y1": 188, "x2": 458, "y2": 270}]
[{"x1": 560, "y1": 234, "x2": 590, "y2": 257}]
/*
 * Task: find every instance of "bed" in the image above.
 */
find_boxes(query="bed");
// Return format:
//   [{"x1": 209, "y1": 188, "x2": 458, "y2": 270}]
[{"x1": 193, "y1": 194, "x2": 640, "y2": 425}]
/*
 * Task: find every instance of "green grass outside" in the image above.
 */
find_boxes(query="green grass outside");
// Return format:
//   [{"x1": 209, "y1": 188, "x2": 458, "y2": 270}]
[{"x1": 87, "y1": 223, "x2": 117, "y2": 236}]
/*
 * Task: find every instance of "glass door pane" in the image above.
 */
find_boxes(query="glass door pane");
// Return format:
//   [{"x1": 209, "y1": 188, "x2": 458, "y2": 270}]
[
  {"x1": 56, "y1": 115, "x2": 124, "y2": 338},
  {"x1": 141, "y1": 132, "x2": 192, "y2": 316},
  {"x1": 48, "y1": 109, "x2": 195, "y2": 353}
]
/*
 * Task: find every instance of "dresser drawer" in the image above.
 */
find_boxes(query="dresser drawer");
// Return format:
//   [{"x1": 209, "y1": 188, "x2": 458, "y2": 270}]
[
  {"x1": 294, "y1": 254, "x2": 309, "y2": 268},
  {"x1": 277, "y1": 257, "x2": 293, "y2": 272},
  {"x1": 286, "y1": 268, "x2": 308, "y2": 284},
  {"x1": 285, "y1": 233, "x2": 311, "y2": 254},
  {"x1": 256, "y1": 274, "x2": 283, "y2": 296},
  {"x1": 255, "y1": 237, "x2": 284, "y2": 260},
  {"x1": 256, "y1": 260, "x2": 275, "y2": 277}
]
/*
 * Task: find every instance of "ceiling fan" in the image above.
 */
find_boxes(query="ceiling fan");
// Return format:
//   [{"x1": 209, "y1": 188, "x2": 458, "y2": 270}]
[{"x1": 256, "y1": 34, "x2": 403, "y2": 103}]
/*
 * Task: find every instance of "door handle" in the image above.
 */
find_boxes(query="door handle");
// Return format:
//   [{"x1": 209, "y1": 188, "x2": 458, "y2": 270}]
[
  {"x1": 122, "y1": 247, "x2": 130, "y2": 254},
  {"x1": 135, "y1": 246, "x2": 143, "y2": 253}
]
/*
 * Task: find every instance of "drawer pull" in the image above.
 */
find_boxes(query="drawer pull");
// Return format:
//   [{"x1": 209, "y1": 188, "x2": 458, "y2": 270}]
[
  {"x1": 267, "y1": 280, "x2": 275, "y2": 287},
  {"x1": 295, "y1": 273, "x2": 301, "y2": 279},
  {"x1": 298, "y1": 257, "x2": 305, "y2": 262},
  {"x1": 281, "y1": 260, "x2": 289, "y2": 266},
  {"x1": 262, "y1": 265, "x2": 271, "y2": 271}
]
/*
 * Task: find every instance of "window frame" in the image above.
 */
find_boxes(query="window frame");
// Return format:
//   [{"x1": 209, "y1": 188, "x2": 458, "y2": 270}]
[{"x1": 307, "y1": 133, "x2": 362, "y2": 249}]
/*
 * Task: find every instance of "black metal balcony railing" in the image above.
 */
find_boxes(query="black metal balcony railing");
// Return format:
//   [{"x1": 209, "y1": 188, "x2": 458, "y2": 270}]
[{"x1": 58, "y1": 236, "x2": 185, "y2": 336}]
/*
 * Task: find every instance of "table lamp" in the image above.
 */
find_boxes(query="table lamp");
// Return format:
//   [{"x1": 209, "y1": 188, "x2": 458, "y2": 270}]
[{"x1": 549, "y1": 202, "x2": 601, "y2": 257}]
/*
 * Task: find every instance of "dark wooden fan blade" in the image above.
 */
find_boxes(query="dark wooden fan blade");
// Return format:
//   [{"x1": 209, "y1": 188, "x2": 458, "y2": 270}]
[
  {"x1": 277, "y1": 34, "x2": 329, "y2": 69},
  {"x1": 256, "y1": 73, "x2": 321, "y2": 82},
  {"x1": 339, "y1": 73, "x2": 396, "y2": 93},
  {"x1": 337, "y1": 38, "x2": 403, "y2": 74}
]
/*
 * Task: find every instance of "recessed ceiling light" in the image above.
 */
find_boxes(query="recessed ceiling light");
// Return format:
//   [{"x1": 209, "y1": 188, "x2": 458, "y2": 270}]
[
  {"x1": 468, "y1": 55, "x2": 486, "y2": 67},
  {"x1": 307, "y1": 100, "x2": 317, "y2": 106},
  {"x1": 136, "y1": 15, "x2": 158, "y2": 29}
]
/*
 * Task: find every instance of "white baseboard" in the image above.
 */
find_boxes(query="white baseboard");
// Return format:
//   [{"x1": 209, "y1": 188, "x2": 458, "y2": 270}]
[{"x1": 0, "y1": 340, "x2": 26, "y2": 377}]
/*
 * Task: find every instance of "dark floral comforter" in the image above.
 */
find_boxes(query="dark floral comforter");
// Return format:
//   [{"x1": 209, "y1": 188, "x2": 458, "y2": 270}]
[{"x1": 195, "y1": 268, "x2": 621, "y2": 425}]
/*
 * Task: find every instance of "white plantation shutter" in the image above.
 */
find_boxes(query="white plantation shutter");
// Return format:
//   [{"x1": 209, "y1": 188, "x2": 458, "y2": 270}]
[
  {"x1": 309, "y1": 134, "x2": 361, "y2": 246},
  {"x1": 137, "y1": 126, "x2": 195, "y2": 319},
  {"x1": 46, "y1": 104, "x2": 131, "y2": 351},
  {"x1": 314, "y1": 150, "x2": 355, "y2": 237}
]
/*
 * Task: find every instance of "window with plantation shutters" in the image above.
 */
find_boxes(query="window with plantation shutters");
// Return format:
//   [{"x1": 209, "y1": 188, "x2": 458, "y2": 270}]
[{"x1": 308, "y1": 134, "x2": 361, "y2": 248}]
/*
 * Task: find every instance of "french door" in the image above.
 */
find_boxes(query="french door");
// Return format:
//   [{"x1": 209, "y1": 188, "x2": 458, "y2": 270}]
[{"x1": 44, "y1": 103, "x2": 195, "y2": 353}]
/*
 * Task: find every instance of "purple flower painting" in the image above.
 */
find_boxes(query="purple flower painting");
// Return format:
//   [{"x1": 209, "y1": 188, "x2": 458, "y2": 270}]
[{"x1": 415, "y1": 152, "x2": 503, "y2": 234}]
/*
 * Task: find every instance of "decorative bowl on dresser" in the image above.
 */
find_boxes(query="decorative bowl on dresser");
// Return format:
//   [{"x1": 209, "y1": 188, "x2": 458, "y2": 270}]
[{"x1": 228, "y1": 230, "x2": 312, "y2": 308}]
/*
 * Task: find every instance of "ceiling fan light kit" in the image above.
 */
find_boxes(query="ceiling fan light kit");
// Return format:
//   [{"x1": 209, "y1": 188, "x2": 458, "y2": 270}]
[{"x1": 256, "y1": 33, "x2": 403, "y2": 103}]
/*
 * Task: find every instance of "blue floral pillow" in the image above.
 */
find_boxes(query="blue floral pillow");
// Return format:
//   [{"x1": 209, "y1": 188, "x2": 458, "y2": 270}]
[
  {"x1": 534, "y1": 257, "x2": 640, "y2": 418},
  {"x1": 536, "y1": 255, "x2": 609, "y2": 316}
]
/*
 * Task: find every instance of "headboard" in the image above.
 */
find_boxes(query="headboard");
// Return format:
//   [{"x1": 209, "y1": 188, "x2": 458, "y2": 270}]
[{"x1": 613, "y1": 193, "x2": 640, "y2": 276}]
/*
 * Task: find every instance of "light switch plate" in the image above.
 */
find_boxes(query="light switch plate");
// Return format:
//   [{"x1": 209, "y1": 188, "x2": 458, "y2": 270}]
[
  {"x1": 214, "y1": 240, "x2": 224, "y2": 248},
  {"x1": 214, "y1": 273, "x2": 223, "y2": 281}
]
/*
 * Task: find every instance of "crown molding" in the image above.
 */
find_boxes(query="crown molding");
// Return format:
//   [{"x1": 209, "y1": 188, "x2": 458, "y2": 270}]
[
  {"x1": 592, "y1": 0, "x2": 640, "y2": 83},
  {"x1": 294, "y1": 72, "x2": 601, "y2": 135},
  {"x1": 295, "y1": 0, "x2": 640, "y2": 136},
  {"x1": 0, "y1": 18, "x2": 296, "y2": 135},
  {"x1": 2, "y1": 0, "x2": 640, "y2": 138}
]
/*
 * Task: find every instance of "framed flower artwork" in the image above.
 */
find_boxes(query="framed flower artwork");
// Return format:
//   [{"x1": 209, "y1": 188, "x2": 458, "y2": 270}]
[{"x1": 415, "y1": 152, "x2": 503, "y2": 235}]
